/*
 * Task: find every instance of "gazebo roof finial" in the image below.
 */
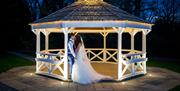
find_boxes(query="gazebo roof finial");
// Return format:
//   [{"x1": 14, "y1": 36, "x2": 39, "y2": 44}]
[{"x1": 78, "y1": 0, "x2": 103, "y2": 5}]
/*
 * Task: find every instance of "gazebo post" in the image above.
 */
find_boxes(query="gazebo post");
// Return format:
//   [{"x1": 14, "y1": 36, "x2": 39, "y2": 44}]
[
  {"x1": 43, "y1": 30, "x2": 51, "y2": 71},
  {"x1": 41, "y1": 29, "x2": 50, "y2": 51},
  {"x1": 102, "y1": 32, "x2": 108, "y2": 62},
  {"x1": 131, "y1": 32, "x2": 135, "y2": 51},
  {"x1": 103, "y1": 32, "x2": 106, "y2": 62},
  {"x1": 63, "y1": 27, "x2": 69, "y2": 80},
  {"x1": 36, "y1": 29, "x2": 41, "y2": 57},
  {"x1": 130, "y1": 32, "x2": 135, "y2": 75},
  {"x1": 142, "y1": 30, "x2": 147, "y2": 74},
  {"x1": 117, "y1": 27, "x2": 124, "y2": 80},
  {"x1": 130, "y1": 31, "x2": 137, "y2": 75},
  {"x1": 35, "y1": 29, "x2": 41, "y2": 73},
  {"x1": 45, "y1": 31, "x2": 50, "y2": 51}
]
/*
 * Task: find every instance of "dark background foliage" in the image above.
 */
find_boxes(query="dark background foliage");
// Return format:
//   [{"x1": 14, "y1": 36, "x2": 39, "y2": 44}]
[{"x1": 2, "y1": 0, "x2": 180, "y2": 60}]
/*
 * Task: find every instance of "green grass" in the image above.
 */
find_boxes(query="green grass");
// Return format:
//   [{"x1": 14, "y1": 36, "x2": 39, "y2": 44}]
[
  {"x1": 169, "y1": 85, "x2": 180, "y2": 91},
  {"x1": 0, "y1": 53, "x2": 35, "y2": 73},
  {"x1": 147, "y1": 58, "x2": 180, "y2": 73}
]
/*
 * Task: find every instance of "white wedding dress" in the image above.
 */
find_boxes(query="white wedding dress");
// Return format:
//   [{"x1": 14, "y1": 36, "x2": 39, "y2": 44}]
[{"x1": 72, "y1": 42, "x2": 112, "y2": 84}]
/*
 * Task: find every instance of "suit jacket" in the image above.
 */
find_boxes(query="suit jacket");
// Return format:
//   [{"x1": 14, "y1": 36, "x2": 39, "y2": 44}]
[{"x1": 68, "y1": 38, "x2": 76, "y2": 58}]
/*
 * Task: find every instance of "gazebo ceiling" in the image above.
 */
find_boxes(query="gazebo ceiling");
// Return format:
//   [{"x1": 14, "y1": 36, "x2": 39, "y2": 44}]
[{"x1": 31, "y1": 0, "x2": 149, "y2": 24}]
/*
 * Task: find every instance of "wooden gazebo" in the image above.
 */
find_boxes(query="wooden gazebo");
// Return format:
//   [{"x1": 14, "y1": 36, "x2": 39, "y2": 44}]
[{"x1": 30, "y1": 0, "x2": 152, "y2": 81}]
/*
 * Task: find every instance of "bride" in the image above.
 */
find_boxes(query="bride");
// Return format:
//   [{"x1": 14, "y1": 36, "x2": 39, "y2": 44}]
[{"x1": 72, "y1": 35, "x2": 112, "y2": 84}]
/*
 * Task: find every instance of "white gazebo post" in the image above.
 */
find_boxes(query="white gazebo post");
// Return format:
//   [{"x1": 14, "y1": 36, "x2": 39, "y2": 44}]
[
  {"x1": 42, "y1": 29, "x2": 51, "y2": 71},
  {"x1": 35, "y1": 29, "x2": 41, "y2": 73},
  {"x1": 101, "y1": 31, "x2": 108, "y2": 62},
  {"x1": 142, "y1": 30, "x2": 147, "y2": 74},
  {"x1": 130, "y1": 31, "x2": 136, "y2": 75},
  {"x1": 117, "y1": 27, "x2": 124, "y2": 80},
  {"x1": 131, "y1": 32, "x2": 135, "y2": 51},
  {"x1": 45, "y1": 31, "x2": 50, "y2": 51},
  {"x1": 42, "y1": 29, "x2": 50, "y2": 51},
  {"x1": 62, "y1": 27, "x2": 69, "y2": 80},
  {"x1": 36, "y1": 29, "x2": 41, "y2": 57}
]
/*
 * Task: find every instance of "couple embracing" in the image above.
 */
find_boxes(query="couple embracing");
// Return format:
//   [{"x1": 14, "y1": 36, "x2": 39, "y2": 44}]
[{"x1": 68, "y1": 33, "x2": 112, "y2": 85}]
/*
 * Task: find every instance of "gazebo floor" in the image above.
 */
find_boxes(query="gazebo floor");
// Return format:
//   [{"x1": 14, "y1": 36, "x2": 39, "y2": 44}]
[
  {"x1": 0, "y1": 63, "x2": 180, "y2": 91},
  {"x1": 91, "y1": 63, "x2": 118, "y2": 79}
]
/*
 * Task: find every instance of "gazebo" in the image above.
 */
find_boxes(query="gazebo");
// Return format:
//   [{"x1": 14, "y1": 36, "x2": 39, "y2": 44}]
[{"x1": 30, "y1": 0, "x2": 152, "y2": 81}]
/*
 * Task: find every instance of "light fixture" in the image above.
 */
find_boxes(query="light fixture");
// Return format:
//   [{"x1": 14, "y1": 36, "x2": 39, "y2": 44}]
[
  {"x1": 122, "y1": 82, "x2": 126, "y2": 85},
  {"x1": 61, "y1": 82, "x2": 64, "y2": 85},
  {"x1": 149, "y1": 74, "x2": 152, "y2": 77}
]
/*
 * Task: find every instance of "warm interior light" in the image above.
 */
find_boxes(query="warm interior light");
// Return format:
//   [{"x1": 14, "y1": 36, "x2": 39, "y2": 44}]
[
  {"x1": 61, "y1": 82, "x2": 64, "y2": 85},
  {"x1": 122, "y1": 82, "x2": 126, "y2": 85},
  {"x1": 149, "y1": 74, "x2": 152, "y2": 77}
]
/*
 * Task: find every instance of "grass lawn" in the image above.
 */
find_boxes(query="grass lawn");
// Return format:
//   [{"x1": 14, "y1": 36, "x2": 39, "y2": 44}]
[
  {"x1": 147, "y1": 58, "x2": 180, "y2": 73},
  {"x1": 169, "y1": 85, "x2": 180, "y2": 91},
  {"x1": 0, "y1": 52, "x2": 35, "y2": 73}
]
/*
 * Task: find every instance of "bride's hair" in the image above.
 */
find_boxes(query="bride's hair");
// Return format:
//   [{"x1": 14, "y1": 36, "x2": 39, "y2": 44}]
[
  {"x1": 68, "y1": 33, "x2": 75, "y2": 40},
  {"x1": 75, "y1": 34, "x2": 82, "y2": 48}
]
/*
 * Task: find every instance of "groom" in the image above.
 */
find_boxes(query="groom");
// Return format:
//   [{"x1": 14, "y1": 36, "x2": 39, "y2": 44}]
[{"x1": 68, "y1": 33, "x2": 76, "y2": 79}]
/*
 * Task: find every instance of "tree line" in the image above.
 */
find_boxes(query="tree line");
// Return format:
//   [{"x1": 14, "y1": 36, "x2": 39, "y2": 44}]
[
  {"x1": 23, "y1": 0, "x2": 180, "y2": 24},
  {"x1": 2, "y1": 0, "x2": 180, "y2": 59}
]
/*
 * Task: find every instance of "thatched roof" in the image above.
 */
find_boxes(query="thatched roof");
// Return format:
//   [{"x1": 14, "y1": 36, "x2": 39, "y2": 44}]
[{"x1": 32, "y1": 1, "x2": 148, "y2": 24}]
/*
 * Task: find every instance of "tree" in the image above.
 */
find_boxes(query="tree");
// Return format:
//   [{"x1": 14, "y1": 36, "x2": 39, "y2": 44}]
[
  {"x1": 122, "y1": 0, "x2": 131, "y2": 13},
  {"x1": 147, "y1": 0, "x2": 180, "y2": 58},
  {"x1": 155, "y1": 0, "x2": 179, "y2": 24},
  {"x1": 23, "y1": 0, "x2": 41, "y2": 20},
  {"x1": 140, "y1": 0, "x2": 158, "y2": 22},
  {"x1": 118, "y1": 0, "x2": 142, "y2": 17},
  {"x1": 134, "y1": 0, "x2": 142, "y2": 16},
  {"x1": 24, "y1": 0, "x2": 64, "y2": 20}
]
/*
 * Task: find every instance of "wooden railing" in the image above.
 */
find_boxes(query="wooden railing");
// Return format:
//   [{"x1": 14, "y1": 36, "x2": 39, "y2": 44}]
[
  {"x1": 120, "y1": 52, "x2": 147, "y2": 80},
  {"x1": 35, "y1": 48, "x2": 146, "y2": 80},
  {"x1": 37, "y1": 48, "x2": 143, "y2": 63}
]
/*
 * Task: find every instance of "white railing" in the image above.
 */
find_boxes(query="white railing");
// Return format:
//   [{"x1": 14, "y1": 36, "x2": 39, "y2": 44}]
[
  {"x1": 120, "y1": 52, "x2": 147, "y2": 80},
  {"x1": 37, "y1": 48, "x2": 143, "y2": 63},
  {"x1": 86, "y1": 48, "x2": 118, "y2": 62},
  {"x1": 35, "y1": 50, "x2": 66, "y2": 80},
  {"x1": 35, "y1": 48, "x2": 147, "y2": 80}
]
